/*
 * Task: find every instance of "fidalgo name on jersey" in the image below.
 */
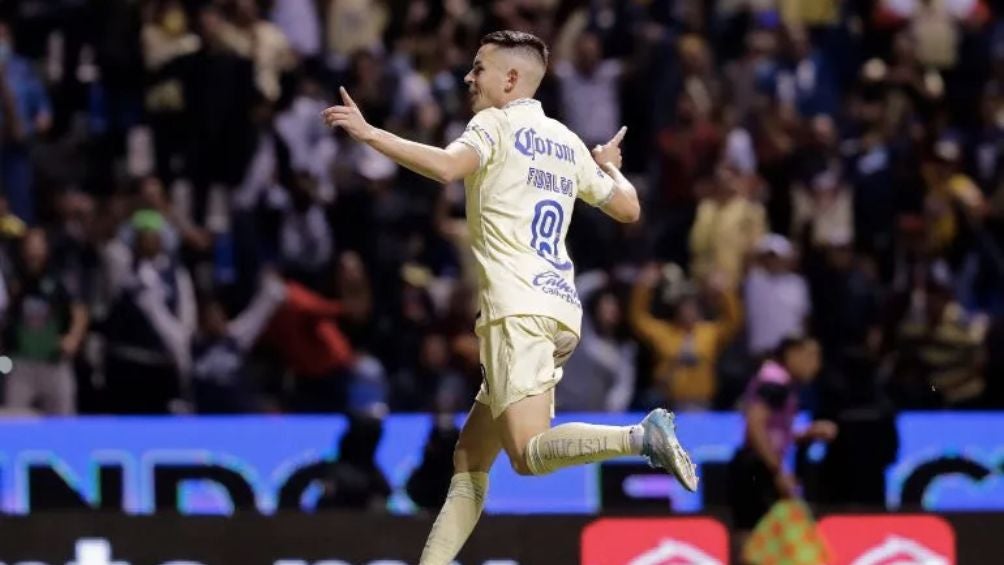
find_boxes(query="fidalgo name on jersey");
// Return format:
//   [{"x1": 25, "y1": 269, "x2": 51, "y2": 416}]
[{"x1": 526, "y1": 167, "x2": 574, "y2": 196}]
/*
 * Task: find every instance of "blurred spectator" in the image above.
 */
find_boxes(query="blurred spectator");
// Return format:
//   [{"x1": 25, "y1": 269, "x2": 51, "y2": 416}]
[
  {"x1": 842, "y1": 71, "x2": 900, "y2": 268},
  {"x1": 689, "y1": 160, "x2": 767, "y2": 289},
  {"x1": 393, "y1": 332, "x2": 469, "y2": 412},
  {"x1": 630, "y1": 263, "x2": 741, "y2": 410},
  {"x1": 723, "y1": 30, "x2": 779, "y2": 124},
  {"x1": 807, "y1": 243, "x2": 884, "y2": 367},
  {"x1": 557, "y1": 271, "x2": 636, "y2": 412},
  {"x1": 213, "y1": 0, "x2": 296, "y2": 104},
  {"x1": 50, "y1": 191, "x2": 100, "y2": 307},
  {"x1": 265, "y1": 173, "x2": 334, "y2": 287},
  {"x1": 816, "y1": 353, "x2": 900, "y2": 510},
  {"x1": 406, "y1": 412, "x2": 461, "y2": 512},
  {"x1": 3, "y1": 229, "x2": 87, "y2": 415},
  {"x1": 184, "y1": 4, "x2": 258, "y2": 196},
  {"x1": 752, "y1": 101, "x2": 800, "y2": 235},
  {"x1": 270, "y1": 0, "x2": 322, "y2": 61},
  {"x1": 891, "y1": 267, "x2": 987, "y2": 408},
  {"x1": 791, "y1": 166, "x2": 854, "y2": 250},
  {"x1": 102, "y1": 209, "x2": 196, "y2": 414},
  {"x1": 922, "y1": 136, "x2": 986, "y2": 260},
  {"x1": 677, "y1": 34, "x2": 724, "y2": 122},
  {"x1": 325, "y1": 0, "x2": 388, "y2": 70},
  {"x1": 334, "y1": 250, "x2": 375, "y2": 345},
  {"x1": 744, "y1": 234, "x2": 811, "y2": 358},
  {"x1": 653, "y1": 89, "x2": 722, "y2": 263},
  {"x1": 190, "y1": 271, "x2": 285, "y2": 413},
  {"x1": 555, "y1": 30, "x2": 622, "y2": 148},
  {"x1": 116, "y1": 176, "x2": 209, "y2": 257},
  {"x1": 0, "y1": 17, "x2": 52, "y2": 224},
  {"x1": 141, "y1": 0, "x2": 201, "y2": 182},
  {"x1": 807, "y1": 243, "x2": 899, "y2": 509},
  {"x1": 895, "y1": 0, "x2": 964, "y2": 70},
  {"x1": 775, "y1": 25, "x2": 838, "y2": 118},
  {"x1": 262, "y1": 278, "x2": 353, "y2": 410},
  {"x1": 727, "y1": 336, "x2": 835, "y2": 545},
  {"x1": 274, "y1": 75, "x2": 339, "y2": 203},
  {"x1": 316, "y1": 413, "x2": 391, "y2": 511}
]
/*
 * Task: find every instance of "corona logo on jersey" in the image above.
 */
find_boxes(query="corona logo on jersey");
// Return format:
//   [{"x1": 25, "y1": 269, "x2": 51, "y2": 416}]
[
  {"x1": 818, "y1": 515, "x2": 956, "y2": 565},
  {"x1": 580, "y1": 518, "x2": 728, "y2": 565},
  {"x1": 513, "y1": 128, "x2": 576, "y2": 164}
]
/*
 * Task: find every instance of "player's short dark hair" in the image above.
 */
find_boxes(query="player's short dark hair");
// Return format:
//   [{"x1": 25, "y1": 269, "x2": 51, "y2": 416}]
[{"x1": 480, "y1": 30, "x2": 549, "y2": 68}]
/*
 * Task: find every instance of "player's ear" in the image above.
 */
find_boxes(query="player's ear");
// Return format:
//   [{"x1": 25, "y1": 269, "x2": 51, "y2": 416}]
[{"x1": 505, "y1": 68, "x2": 519, "y2": 93}]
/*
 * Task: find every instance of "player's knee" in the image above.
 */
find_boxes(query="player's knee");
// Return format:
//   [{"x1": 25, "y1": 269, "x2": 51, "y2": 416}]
[
  {"x1": 506, "y1": 444, "x2": 536, "y2": 476},
  {"x1": 509, "y1": 455, "x2": 535, "y2": 476}
]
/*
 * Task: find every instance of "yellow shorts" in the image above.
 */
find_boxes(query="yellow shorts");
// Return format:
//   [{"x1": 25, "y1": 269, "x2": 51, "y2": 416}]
[{"x1": 474, "y1": 315, "x2": 579, "y2": 419}]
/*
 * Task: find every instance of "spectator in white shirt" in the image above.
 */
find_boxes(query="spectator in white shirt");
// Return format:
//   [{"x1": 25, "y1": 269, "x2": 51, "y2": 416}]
[
  {"x1": 270, "y1": 0, "x2": 321, "y2": 60},
  {"x1": 555, "y1": 31, "x2": 623, "y2": 148},
  {"x1": 744, "y1": 234, "x2": 811, "y2": 357}
]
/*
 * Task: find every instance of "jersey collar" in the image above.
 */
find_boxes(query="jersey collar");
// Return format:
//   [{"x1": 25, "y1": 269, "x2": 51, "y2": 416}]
[{"x1": 502, "y1": 98, "x2": 541, "y2": 111}]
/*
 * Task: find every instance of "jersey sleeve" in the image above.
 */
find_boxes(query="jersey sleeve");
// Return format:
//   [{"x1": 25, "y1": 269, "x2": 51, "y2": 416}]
[
  {"x1": 454, "y1": 108, "x2": 505, "y2": 169},
  {"x1": 576, "y1": 144, "x2": 616, "y2": 207}
]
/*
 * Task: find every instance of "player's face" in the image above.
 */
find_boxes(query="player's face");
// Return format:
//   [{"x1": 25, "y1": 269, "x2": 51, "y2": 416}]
[{"x1": 464, "y1": 45, "x2": 507, "y2": 112}]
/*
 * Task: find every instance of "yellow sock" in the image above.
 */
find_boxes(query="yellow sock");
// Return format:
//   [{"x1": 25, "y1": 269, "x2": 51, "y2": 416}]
[
  {"x1": 525, "y1": 423, "x2": 642, "y2": 475},
  {"x1": 418, "y1": 471, "x2": 489, "y2": 565}
]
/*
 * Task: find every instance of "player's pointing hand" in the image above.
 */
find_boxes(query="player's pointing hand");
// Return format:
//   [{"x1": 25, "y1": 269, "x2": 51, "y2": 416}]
[
  {"x1": 591, "y1": 126, "x2": 627, "y2": 170},
  {"x1": 322, "y1": 87, "x2": 376, "y2": 143},
  {"x1": 609, "y1": 126, "x2": 627, "y2": 147}
]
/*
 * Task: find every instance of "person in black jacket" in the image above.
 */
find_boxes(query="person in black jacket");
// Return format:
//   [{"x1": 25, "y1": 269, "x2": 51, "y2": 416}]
[{"x1": 315, "y1": 413, "x2": 391, "y2": 511}]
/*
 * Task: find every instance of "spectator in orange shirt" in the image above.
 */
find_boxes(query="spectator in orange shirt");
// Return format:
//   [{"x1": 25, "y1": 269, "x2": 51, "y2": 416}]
[{"x1": 630, "y1": 263, "x2": 741, "y2": 410}]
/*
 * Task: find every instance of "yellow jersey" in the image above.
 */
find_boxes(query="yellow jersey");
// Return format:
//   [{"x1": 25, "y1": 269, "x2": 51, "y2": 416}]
[{"x1": 454, "y1": 98, "x2": 616, "y2": 336}]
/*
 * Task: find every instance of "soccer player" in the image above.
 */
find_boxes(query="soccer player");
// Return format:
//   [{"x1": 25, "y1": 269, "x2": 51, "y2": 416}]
[{"x1": 323, "y1": 30, "x2": 698, "y2": 564}]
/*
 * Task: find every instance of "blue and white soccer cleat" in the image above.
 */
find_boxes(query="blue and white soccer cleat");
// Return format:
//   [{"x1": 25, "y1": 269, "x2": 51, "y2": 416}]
[{"x1": 640, "y1": 408, "x2": 699, "y2": 492}]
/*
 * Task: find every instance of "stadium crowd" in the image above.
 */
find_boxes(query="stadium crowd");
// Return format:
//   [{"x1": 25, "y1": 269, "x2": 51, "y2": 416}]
[{"x1": 0, "y1": 0, "x2": 1002, "y2": 422}]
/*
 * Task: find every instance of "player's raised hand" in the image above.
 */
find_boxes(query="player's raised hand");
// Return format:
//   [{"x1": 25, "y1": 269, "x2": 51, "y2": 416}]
[
  {"x1": 591, "y1": 126, "x2": 627, "y2": 170},
  {"x1": 322, "y1": 87, "x2": 376, "y2": 142}
]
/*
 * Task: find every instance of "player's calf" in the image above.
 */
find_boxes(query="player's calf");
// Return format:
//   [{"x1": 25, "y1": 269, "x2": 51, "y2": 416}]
[
  {"x1": 520, "y1": 422, "x2": 642, "y2": 475},
  {"x1": 501, "y1": 406, "x2": 700, "y2": 492}
]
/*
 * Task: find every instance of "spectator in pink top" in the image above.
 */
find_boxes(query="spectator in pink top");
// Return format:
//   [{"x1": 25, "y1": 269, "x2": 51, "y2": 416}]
[{"x1": 727, "y1": 335, "x2": 837, "y2": 548}]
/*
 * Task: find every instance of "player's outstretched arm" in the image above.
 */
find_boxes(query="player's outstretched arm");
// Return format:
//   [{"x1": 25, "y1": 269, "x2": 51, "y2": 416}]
[
  {"x1": 591, "y1": 127, "x2": 640, "y2": 223},
  {"x1": 323, "y1": 87, "x2": 479, "y2": 184}
]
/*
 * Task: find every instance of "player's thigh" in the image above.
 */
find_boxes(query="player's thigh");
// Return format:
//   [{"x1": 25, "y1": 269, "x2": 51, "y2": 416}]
[
  {"x1": 454, "y1": 401, "x2": 502, "y2": 473},
  {"x1": 497, "y1": 390, "x2": 553, "y2": 461},
  {"x1": 476, "y1": 317, "x2": 556, "y2": 417},
  {"x1": 480, "y1": 316, "x2": 577, "y2": 460}
]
